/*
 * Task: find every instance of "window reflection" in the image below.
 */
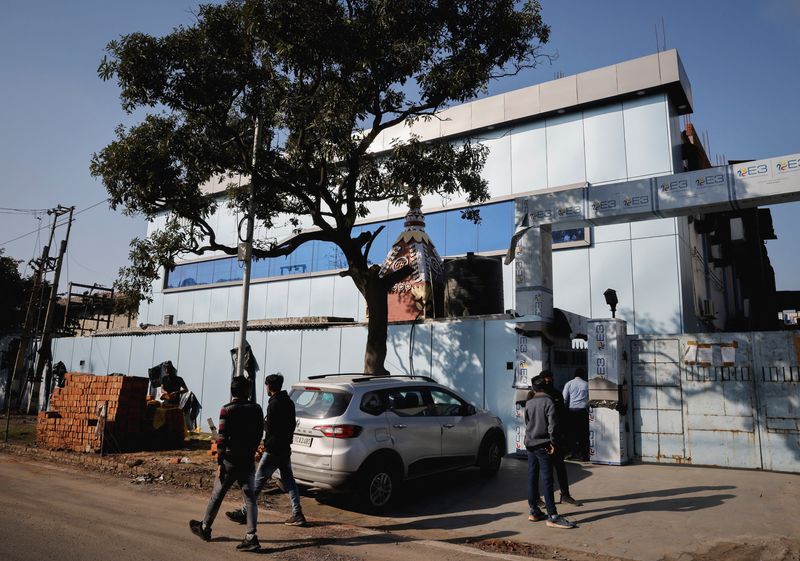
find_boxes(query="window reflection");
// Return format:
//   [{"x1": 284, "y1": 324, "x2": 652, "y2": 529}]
[{"x1": 164, "y1": 200, "x2": 564, "y2": 290}]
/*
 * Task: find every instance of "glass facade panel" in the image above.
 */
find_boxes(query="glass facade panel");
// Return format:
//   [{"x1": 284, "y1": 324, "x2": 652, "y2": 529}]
[
  {"x1": 425, "y1": 211, "x2": 446, "y2": 253},
  {"x1": 251, "y1": 257, "x2": 270, "y2": 279},
  {"x1": 288, "y1": 241, "x2": 313, "y2": 275},
  {"x1": 164, "y1": 201, "x2": 527, "y2": 290},
  {"x1": 583, "y1": 104, "x2": 627, "y2": 184},
  {"x1": 477, "y1": 201, "x2": 513, "y2": 253},
  {"x1": 623, "y1": 94, "x2": 671, "y2": 178},
  {"x1": 212, "y1": 258, "x2": 234, "y2": 283},
  {"x1": 445, "y1": 210, "x2": 478, "y2": 255},
  {"x1": 546, "y1": 113, "x2": 586, "y2": 188},
  {"x1": 195, "y1": 260, "x2": 215, "y2": 285}
]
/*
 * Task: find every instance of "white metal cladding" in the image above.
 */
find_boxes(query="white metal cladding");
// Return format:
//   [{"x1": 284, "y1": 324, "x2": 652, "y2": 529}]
[
  {"x1": 517, "y1": 152, "x2": 800, "y2": 231},
  {"x1": 629, "y1": 332, "x2": 800, "y2": 472},
  {"x1": 50, "y1": 325, "x2": 798, "y2": 471}
]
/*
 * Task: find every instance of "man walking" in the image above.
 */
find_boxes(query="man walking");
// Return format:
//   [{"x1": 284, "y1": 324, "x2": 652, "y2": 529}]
[
  {"x1": 525, "y1": 374, "x2": 576, "y2": 529},
  {"x1": 190, "y1": 376, "x2": 263, "y2": 552},
  {"x1": 563, "y1": 368, "x2": 590, "y2": 461},
  {"x1": 227, "y1": 373, "x2": 307, "y2": 527},
  {"x1": 538, "y1": 370, "x2": 582, "y2": 506}
]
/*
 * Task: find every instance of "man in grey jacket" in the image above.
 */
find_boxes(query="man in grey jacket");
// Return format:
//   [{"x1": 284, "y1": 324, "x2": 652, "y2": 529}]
[{"x1": 525, "y1": 375, "x2": 576, "y2": 529}]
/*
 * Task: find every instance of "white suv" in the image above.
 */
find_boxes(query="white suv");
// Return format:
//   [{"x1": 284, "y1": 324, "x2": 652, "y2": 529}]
[{"x1": 282, "y1": 374, "x2": 505, "y2": 510}]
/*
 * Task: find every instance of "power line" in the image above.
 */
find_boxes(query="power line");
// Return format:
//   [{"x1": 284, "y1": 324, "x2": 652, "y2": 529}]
[
  {"x1": 0, "y1": 206, "x2": 50, "y2": 213},
  {"x1": 0, "y1": 198, "x2": 109, "y2": 246}
]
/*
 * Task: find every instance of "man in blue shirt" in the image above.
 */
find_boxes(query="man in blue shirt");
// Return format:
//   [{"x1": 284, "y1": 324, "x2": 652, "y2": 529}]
[{"x1": 562, "y1": 368, "x2": 590, "y2": 461}]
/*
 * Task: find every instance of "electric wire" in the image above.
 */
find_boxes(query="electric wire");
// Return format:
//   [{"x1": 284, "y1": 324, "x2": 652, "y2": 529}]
[{"x1": 0, "y1": 198, "x2": 109, "y2": 246}]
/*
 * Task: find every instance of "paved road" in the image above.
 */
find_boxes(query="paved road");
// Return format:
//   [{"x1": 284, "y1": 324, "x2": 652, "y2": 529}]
[
  {"x1": 0, "y1": 456, "x2": 521, "y2": 561},
  {"x1": 304, "y1": 455, "x2": 800, "y2": 561}
]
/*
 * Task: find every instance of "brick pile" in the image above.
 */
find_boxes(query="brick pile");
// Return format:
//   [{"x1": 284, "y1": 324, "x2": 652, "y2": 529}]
[{"x1": 36, "y1": 373, "x2": 150, "y2": 452}]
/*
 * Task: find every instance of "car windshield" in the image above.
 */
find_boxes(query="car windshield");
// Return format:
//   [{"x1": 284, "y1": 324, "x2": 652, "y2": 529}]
[{"x1": 290, "y1": 388, "x2": 352, "y2": 419}]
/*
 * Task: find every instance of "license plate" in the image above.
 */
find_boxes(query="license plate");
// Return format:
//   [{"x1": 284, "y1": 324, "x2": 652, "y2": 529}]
[{"x1": 293, "y1": 435, "x2": 313, "y2": 447}]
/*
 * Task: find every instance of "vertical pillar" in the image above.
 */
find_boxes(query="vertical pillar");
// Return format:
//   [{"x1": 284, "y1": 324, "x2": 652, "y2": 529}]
[
  {"x1": 510, "y1": 198, "x2": 555, "y2": 456},
  {"x1": 513, "y1": 199, "x2": 553, "y2": 322}
]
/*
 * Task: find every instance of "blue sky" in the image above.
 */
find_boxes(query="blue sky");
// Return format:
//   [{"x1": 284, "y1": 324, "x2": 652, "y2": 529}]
[{"x1": 1, "y1": 0, "x2": 798, "y2": 291}]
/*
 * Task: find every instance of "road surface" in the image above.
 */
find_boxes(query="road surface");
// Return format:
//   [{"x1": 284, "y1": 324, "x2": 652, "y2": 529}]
[{"x1": 0, "y1": 455, "x2": 520, "y2": 561}]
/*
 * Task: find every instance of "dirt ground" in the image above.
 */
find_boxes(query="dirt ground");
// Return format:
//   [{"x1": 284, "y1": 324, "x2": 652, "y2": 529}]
[{"x1": 2, "y1": 413, "x2": 798, "y2": 561}]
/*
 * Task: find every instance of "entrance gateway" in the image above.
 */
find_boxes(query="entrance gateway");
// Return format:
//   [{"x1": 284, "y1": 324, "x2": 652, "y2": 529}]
[{"x1": 506, "y1": 152, "x2": 800, "y2": 465}]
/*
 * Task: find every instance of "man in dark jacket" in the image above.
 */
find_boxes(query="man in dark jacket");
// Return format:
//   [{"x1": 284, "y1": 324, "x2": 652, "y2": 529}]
[
  {"x1": 537, "y1": 371, "x2": 583, "y2": 506},
  {"x1": 190, "y1": 376, "x2": 263, "y2": 552},
  {"x1": 525, "y1": 375, "x2": 576, "y2": 529},
  {"x1": 227, "y1": 373, "x2": 307, "y2": 527}
]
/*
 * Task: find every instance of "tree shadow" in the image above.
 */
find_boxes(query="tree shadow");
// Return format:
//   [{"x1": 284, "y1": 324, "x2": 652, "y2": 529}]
[
  {"x1": 571, "y1": 492, "x2": 737, "y2": 524},
  {"x1": 582, "y1": 484, "x2": 736, "y2": 504}
]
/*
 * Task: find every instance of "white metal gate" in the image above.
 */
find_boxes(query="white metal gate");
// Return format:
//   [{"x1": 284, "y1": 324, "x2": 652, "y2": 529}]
[{"x1": 629, "y1": 332, "x2": 800, "y2": 472}]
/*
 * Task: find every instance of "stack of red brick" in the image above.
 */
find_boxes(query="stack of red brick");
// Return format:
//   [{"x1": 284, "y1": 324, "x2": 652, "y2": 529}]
[{"x1": 36, "y1": 373, "x2": 149, "y2": 452}]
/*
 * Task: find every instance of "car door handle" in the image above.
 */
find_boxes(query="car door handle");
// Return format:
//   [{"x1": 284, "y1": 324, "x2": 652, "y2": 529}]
[
  {"x1": 393, "y1": 424, "x2": 407, "y2": 429},
  {"x1": 442, "y1": 424, "x2": 455, "y2": 429}
]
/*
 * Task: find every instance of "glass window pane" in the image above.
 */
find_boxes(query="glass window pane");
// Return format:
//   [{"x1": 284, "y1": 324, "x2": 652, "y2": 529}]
[
  {"x1": 314, "y1": 241, "x2": 344, "y2": 273},
  {"x1": 445, "y1": 209, "x2": 479, "y2": 256},
  {"x1": 213, "y1": 258, "x2": 233, "y2": 283},
  {"x1": 164, "y1": 267, "x2": 179, "y2": 289},
  {"x1": 477, "y1": 201, "x2": 514, "y2": 253},
  {"x1": 387, "y1": 389, "x2": 428, "y2": 417},
  {"x1": 229, "y1": 260, "x2": 244, "y2": 282},
  {"x1": 429, "y1": 389, "x2": 465, "y2": 416},
  {"x1": 289, "y1": 241, "x2": 313, "y2": 275},
  {"x1": 251, "y1": 257, "x2": 269, "y2": 279},
  {"x1": 425, "y1": 211, "x2": 446, "y2": 253},
  {"x1": 195, "y1": 261, "x2": 214, "y2": 285},
  {"x1": 363, "y1": 223, "x2": 388, "y2": 266},
  {"x1": 384, "y1": 218, "x2": 404, "y2": 249},
  {"x1": 178, "y1": 262, "x2": 199, "y2": 287}
]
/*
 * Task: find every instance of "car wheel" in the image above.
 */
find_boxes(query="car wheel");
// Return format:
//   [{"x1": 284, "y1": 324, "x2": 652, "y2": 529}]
[
  {"x1": 478, "y1": 433, "x2": 504, "y2": 476},
  {"x1": 359, "y1": 461, "x2": 398, "y2": 511}
]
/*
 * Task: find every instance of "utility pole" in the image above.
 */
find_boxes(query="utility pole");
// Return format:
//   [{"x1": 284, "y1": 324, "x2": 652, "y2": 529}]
[
  {"x1": 27, "y1": 206, "x2": 74, "y2": 413},
  {"x1": 235, "y1": 119, "x2": 262, "y2": 397},
  {"x1": 4, "y1": 207, "x2": 61, "y2": 441}
]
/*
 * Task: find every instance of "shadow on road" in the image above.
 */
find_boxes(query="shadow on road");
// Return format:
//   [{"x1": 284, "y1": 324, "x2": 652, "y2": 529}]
[{"x1": 573, "y1": 492, "x2": 737, "y2": 524}]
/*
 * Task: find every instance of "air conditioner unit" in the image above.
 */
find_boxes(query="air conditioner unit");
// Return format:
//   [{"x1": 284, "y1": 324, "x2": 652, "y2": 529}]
[{"x1": 700, "y1": 299, "x2": 716, "y2": 319}]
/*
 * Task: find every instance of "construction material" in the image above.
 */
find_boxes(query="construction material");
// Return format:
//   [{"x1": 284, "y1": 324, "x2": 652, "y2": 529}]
[{"x1": 36, "y1": 373, "x2": 149, "y2": 452}]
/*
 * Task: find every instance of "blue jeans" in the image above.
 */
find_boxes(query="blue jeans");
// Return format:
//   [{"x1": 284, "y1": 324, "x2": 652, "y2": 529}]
[
  {"x1": 204, "y1": 460, "x2": 257, "y2": 535},
  {"x1": 528, "y1": 447, "x2": 557, "y2": 516},
  {"x1": 242, "y1": 452, "x2": 303, "y2": 516}
]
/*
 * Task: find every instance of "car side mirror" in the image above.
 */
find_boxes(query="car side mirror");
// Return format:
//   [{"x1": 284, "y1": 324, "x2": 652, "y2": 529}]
[{"x1": 461, "y1": 404, "x2": 476, "y2": 416}]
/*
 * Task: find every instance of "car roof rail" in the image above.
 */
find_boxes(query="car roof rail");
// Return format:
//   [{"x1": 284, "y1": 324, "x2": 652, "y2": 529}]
[
  {"x1": 304, "y1": 373, "x2": 435, "y2": 384},
  {"x1": 351, "y1": 375, "x2": 435, "y2": 384}
]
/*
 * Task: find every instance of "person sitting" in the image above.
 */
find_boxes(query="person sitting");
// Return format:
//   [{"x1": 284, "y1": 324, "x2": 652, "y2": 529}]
[{"x1": 160, "y1": 363, "x2": 188, "y2": 406}]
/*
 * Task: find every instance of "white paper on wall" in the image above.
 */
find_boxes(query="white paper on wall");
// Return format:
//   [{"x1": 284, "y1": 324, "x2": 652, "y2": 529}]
[
  {"x1": 720, "y1": 344, "x2": 736, "y2": 367},
  {"x1": 683, "y1": 342, "x2": 697, "y2": 364},
  {"x1": 696, "y1": 344, "x2": 712, "y2": 366}
]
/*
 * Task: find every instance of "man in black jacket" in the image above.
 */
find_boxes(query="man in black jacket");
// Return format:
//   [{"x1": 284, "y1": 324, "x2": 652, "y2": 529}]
[
  {"x1": 525, "y1": 375, "x2": 576, "y2": 529},
  {"x1": 537, "y1": 371, "x2": 583, "y2": 506},
  {"x1": 227, "y1": 373, "x2": 307, "y2": 527},
  {"x1": 190, "y1": 376, "x2": 263, "y2": 552}
]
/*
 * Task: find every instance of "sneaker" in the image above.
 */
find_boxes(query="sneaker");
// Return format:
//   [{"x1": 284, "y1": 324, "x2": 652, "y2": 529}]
[
  {"x1": 284, "y1": 512, "x2": 308, "y2": 527},
  {"x1": 546, "y1": 515, "x2": 577, "y2": 529},
  {"x1": 528, "y1": 511, "x2": 547, "y2": 522},
  {"x1": 236, "y1": 534, "x2": 261, "y2": 552},
  {"x1": 226, "y1": 509, "x2": 247, "y2": 525},
  {"x1": 189, "y1": 519, "x2": 211, "y2": 541},
  {"x1": 560, "y1": 494, "x2": 583, "y2": 506}
]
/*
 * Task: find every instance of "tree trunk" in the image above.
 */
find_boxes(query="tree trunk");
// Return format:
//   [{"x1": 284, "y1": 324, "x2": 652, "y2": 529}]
[{"x1": 361, "y1": 270, "x2": 390, "y2": 375}]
